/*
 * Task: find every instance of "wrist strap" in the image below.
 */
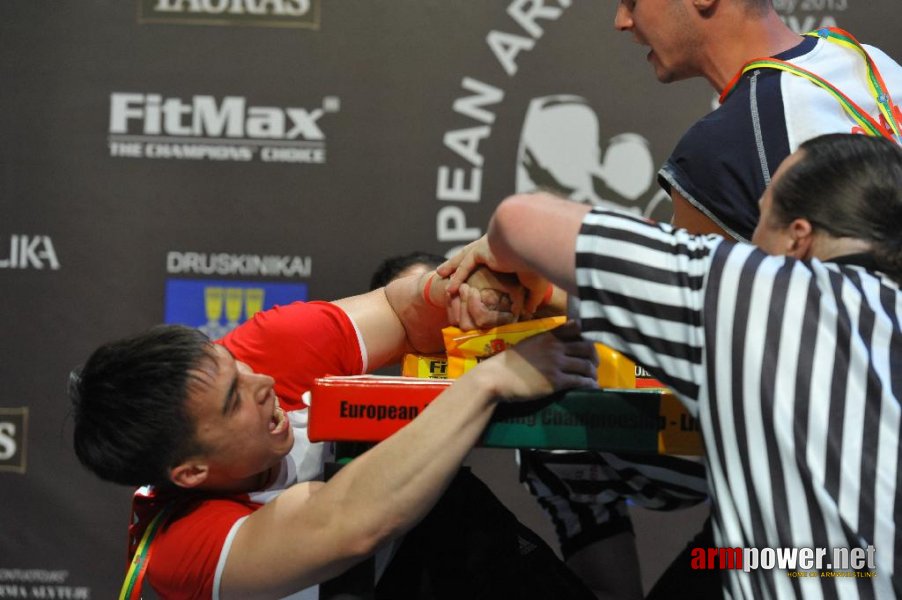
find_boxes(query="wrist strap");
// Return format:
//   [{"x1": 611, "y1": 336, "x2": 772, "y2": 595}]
[
  {"x1": 422, "y1": 273, "x2": 441, "y2": 308},
  {"x1": 539, "y1": 284, "x2": 554, "y2": 307}
]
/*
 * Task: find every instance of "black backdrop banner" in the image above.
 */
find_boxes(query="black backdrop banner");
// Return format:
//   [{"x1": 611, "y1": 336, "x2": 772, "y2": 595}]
[{"x1": 1, "y1": 1, "x2": 899, "y2": 597}]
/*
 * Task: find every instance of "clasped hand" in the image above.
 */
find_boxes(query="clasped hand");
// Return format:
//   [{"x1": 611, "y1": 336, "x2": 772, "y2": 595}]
[{"x1": 440, "y1": 237, "x2": 551, "y2": 330}]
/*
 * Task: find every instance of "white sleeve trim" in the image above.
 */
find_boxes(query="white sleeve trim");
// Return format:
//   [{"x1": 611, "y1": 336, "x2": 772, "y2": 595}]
[
  {"x1": 213, "y1": 513, "x2": 320, "y2": 599},
  {"x1": 212, "y1": 515, "x2": 248, "y2": 600},
  {"x1": 345, "y1": 312, "x2": 369, "y2": 374}
]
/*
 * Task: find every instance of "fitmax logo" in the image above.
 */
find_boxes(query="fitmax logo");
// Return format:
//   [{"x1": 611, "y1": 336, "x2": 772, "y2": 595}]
[
  {"x1": 108, "y1": 93, "x2": 339, "y2": 163},
  {"x1": 0, "y1": 408, "x2": 28, "y2": 473},
  {"x1": 110, "y1": 93, "x2": 335, "y2": 140}
]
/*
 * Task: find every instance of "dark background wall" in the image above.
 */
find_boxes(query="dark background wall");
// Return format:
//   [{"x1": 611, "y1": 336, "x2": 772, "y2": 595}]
[{"x1": 1, "y1": 1, "x2": 898, "y2": 597}]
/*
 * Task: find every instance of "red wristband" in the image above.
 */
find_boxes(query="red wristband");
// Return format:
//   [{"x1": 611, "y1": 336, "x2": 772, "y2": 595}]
[
  {"x1": 539, "y1": 284, "x2": 553, "y2": 306},
  {"x1": 422, "y1": 274, "x2": 441, "y2": 308}
]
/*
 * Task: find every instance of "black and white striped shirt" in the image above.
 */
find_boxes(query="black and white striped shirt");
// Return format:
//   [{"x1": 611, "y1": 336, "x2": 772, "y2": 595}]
[{"x1": 575, "y1": 208, "x2": 902, "y2": 599}]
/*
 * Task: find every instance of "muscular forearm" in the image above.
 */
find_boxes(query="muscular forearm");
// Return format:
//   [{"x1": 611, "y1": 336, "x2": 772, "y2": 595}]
[
  {"x1": 225, "y1": 365, "x2": 503, "y2": 597},
  {"x1": 222, "y1": 320, "x2": 596, "y2": 598},
  {"x1": 384, "y1": 269, "x2": 452, "y2": 356},
  {"x1": 333, "y1": 272, "x2": 450, "y2": 372},
  {"x1": 295, "y1": 324, "x2": 589, "y2": 572},
  {"x1": 488, "y1": 193, "x2": 589, "y2": 295},
  {"x1": 322, "y1": 366, "x2": 500, "y2": 544}
]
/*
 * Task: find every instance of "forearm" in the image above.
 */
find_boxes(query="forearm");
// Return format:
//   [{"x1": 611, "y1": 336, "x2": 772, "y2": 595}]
[
  {"x1": 532, "y1": 285, "x2": 568, "y2": 319},
  {"x1": 318, "y1": 320, "x2": 594, "y2": 548},
  {"x1": 322, "y1": 366, "x2": 500, "y2": 543},
  {"x1": 384, "y1": 269, "x2": 451, "y2": 355},
  {"x1": 222, "y1": 322, "x2": 597, "y2": 597},
  {"x1": 224, "y1": 367, "x2": 501, "y2": 597},
  {"x1": 334, "y1": 272, "x2": 449, "y2": 372},
  {"x1": 489, "y1": 192, "x2": 589, "y2": 295}
]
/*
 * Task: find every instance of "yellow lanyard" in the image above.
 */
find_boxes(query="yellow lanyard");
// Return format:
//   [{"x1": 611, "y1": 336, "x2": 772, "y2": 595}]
[
  {"x1": 720, "y1": 27, "x2": 901, "y2": 144},
  {"x1": 119, "y1": 505, "x2": 172, "y2": 600}
]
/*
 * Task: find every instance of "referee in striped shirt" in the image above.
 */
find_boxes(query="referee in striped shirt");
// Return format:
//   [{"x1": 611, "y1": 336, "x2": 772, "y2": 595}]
[{"x1": 439, "y1": 133, "x2": 902, "y2": 599}]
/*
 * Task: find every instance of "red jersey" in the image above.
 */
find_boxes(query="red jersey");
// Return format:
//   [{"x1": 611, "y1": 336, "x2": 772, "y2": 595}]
[{"x1": 129, "y1": 301, "x2": 365, "y2": 599}]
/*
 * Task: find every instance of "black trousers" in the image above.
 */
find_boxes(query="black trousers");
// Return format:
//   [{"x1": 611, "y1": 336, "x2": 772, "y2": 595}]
[
  {"x1": 645, "y1": 516, "x2": 724, "y2": 599},
  {"x1": 375, "y1": 468, "x2": 597, "y2": 600}
]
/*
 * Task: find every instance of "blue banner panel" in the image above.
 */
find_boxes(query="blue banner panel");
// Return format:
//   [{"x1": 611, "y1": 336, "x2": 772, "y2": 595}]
[{"x1": 165, "y1": 279, "x2": 308, "y2": 339}]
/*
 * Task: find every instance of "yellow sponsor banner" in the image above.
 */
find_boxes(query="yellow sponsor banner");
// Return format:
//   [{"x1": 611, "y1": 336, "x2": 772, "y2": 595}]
[
  {"x1": 658, "y1": 392, "x2": 703, "y2": 456},
  {"x1": 401, "y1": 354, "x2": 449, "y2": 379}
]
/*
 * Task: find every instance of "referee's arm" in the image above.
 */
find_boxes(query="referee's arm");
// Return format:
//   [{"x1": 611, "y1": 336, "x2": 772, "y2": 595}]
[{"x1": 438, "y1": 192, "x2": 591, "y2": 299}]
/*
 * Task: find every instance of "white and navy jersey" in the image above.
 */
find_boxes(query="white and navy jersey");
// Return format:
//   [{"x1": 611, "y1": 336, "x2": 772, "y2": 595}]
[
  {"x1": 659, "y1": 36, "x2": 902, "y2": 242},
  {"x1": 575, "y1": 208, "x2": 902, "y2": 599}
]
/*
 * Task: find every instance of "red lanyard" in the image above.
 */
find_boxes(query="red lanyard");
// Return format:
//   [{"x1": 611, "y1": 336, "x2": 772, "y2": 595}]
[{"x1": 720, "y1": 27, "x2": 901, "y2": 144}]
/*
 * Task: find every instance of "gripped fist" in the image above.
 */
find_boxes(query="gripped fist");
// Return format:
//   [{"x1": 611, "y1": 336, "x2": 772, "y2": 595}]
[
  {"x1": 438, "y1": 236, "x2": 551, "y2": 314},
  {"x1": 482, "y1": 321, "x2": 598, "y2": 402},
  {"x1": 444, "y1": 267, "x2": 527, "y2": 330},
  {"x1": 464, "y1": 267, "x2": 526, "y2": 314}
]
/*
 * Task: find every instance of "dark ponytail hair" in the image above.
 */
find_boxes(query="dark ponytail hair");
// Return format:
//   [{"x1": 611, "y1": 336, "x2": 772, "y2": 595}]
[{"x1": 770, "y1": 133, "x2": 902, "y2": 283}]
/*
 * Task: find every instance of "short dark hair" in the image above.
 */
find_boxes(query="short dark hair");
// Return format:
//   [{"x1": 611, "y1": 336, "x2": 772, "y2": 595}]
[
  {"x1": 369, "y1": 251, "x2": 446, "y2": 290},
  {"x1": 70, "y1": 325, "x2": 214, "y2": 487},
  {"x1": 770, "y1": 133, "x2": 902, "y2": 283}
]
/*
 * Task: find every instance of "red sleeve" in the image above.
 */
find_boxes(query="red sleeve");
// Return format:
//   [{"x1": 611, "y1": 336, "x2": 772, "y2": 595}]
[
  {"x1": 148, "y1": 498, "x2": 257, "y2": 600},
  {"x1": 217, "y1": 301, "x2": 364, "y2": 410}
]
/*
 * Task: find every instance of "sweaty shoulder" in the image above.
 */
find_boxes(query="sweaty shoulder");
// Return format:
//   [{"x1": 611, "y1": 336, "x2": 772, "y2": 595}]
[{"x1": 218, "y1": 301, "x2": 365, "y2": 409}]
